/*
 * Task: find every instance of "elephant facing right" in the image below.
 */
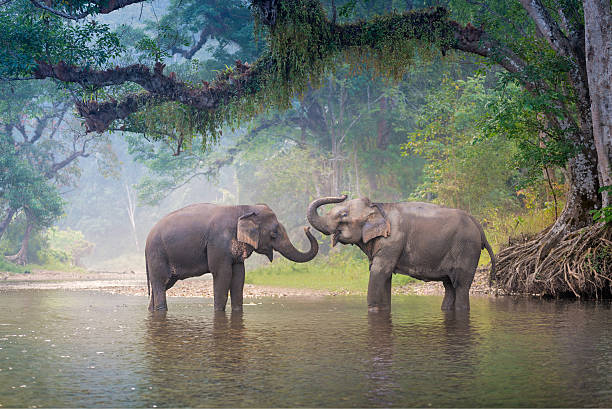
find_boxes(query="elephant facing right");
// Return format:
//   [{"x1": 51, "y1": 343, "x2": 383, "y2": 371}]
[{"x1": 307, "y1": 196, "x2": 496, "y2": 312}]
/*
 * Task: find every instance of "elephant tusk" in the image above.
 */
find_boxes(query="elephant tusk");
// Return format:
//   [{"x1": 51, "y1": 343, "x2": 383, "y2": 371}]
[{"x1": 332, "y1": 232, "x2": 340, "y2": 247}]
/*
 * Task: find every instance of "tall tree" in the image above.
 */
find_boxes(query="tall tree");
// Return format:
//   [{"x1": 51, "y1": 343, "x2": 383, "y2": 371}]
[{"x1": 0, "y1": 81, "x2": 110, "y2": 263}]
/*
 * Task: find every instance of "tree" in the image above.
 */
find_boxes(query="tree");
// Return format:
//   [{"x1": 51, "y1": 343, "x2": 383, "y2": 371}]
[
  {"x1": 2, "y1": 0, "x2": 610, "y2": 293},
  {"x1": 0, "y1": 81, "x2": 110, "y2": 264},
  {"x1": 401, "y1": 74, "x2": 520, "y2": 215},
  {"x1": 0, "y1": 134, "x2": 64, "y2": 264}
]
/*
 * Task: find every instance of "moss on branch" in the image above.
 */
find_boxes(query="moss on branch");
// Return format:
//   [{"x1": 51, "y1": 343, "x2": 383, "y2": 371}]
[{"x1": 67, "y1": 1, "x2": 470, "y2": 137}]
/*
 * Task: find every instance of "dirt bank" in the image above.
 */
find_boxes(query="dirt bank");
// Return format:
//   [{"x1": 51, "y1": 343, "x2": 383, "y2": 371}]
[
  {"x1": 0, "y1": 266, "x2": 496, "y2": 297},
  {"x1": 0, "y1": 270, "x2": 329, "y2": 298}
]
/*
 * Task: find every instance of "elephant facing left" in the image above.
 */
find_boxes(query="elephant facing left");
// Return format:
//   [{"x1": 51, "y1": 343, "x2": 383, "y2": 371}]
[{"x1": 145, "y1": 203, "x2": 318, "y2": 312}]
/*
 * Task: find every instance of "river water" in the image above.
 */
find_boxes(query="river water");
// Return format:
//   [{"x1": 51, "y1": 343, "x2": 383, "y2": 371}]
[{"x1": 0, "y1": 290, "x2": 610, "y2": 407}]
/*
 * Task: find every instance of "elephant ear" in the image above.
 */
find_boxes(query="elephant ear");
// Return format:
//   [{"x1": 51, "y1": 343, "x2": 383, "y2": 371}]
[
  {"x1": 362, "y1": 203, "x2": 391, "y2": 243},
  {"x1": 237, "y1": 212, "x2": 259, "y2": 249}
]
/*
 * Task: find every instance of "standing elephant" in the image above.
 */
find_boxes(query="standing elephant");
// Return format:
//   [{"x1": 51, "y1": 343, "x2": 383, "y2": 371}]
[
  {"x1": 145, "y1": 203, "x2": 318, "y2": 312},
  {"x1": 307, "y1": 196, "x2": 495, "y2": 311}
]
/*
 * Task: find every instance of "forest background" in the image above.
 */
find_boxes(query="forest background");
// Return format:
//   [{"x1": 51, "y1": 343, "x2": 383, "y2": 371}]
[{"x1": 0, "y1": 0, "x2": 608, "y2": 294}]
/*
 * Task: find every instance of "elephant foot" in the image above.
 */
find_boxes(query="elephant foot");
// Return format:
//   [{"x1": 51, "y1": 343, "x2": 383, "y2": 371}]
[
  {"x1": 231, "y1": 306, "x2": 243, "y2": 313},
  {"x1": 441, "y1": 303, "x2": 455, "y2": 311},
  {"x1": 368, "y1": 305, "x2": 391, "y2": 313},
  {"x1": 214, "y1": 306, "x2": 227, "y2": 312}
]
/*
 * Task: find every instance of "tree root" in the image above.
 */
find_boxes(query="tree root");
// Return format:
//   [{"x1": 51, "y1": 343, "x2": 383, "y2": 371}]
[
  {"x1": 5, "y1": 250, "x2": 27, "y2": 266},
  {"x1": 495, "y1": 223, "x2": 612, "y2": 298}
]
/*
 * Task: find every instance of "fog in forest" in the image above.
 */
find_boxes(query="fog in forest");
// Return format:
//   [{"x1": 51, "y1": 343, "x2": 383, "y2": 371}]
[{"x1": 3, "y1": 0, "x2": 609, "y2": 304}]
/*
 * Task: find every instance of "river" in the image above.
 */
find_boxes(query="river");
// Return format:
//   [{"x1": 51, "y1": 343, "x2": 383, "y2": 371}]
[{"x1": 0, "y1": 290, "x2": 610, "y2": 407}]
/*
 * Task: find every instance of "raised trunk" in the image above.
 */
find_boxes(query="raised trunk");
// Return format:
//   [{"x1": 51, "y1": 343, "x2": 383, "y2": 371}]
[
  {"x1": 274, "y1": 226, "x2": 319, "y2": 263},
  {"x1": 0, "y1": 208, "x2": 16, "y2": 241},
  {"x1": 307, "y1": 195, "x2": 347, "y2": 235}
]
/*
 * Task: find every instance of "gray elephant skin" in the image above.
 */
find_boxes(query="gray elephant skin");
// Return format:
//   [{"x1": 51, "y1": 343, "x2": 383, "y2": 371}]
[
  {"x1": 307, "y1": 196, "x2": 495, "y2": 311},
  {"x1": 145, "y1": 203, "x2": 318, "y2": 312}
]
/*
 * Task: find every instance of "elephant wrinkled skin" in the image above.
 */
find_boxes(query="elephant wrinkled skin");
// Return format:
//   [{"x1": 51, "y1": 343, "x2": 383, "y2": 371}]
[
  {"x1": 307, "y1": 196, "x2": 495, "y2": 311},
  {"x1": 145, "y1": 203, "x2": 318, "y2": 312}
]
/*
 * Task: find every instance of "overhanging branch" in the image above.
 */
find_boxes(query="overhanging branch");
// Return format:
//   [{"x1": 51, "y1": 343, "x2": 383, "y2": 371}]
[
  {"x1": 33, "y1": 2, "x2": 532, "y2": 133},
  {"x1": 36, "y1": 59, "x2": 263, "y2": 132},
  {"x1": 28, "y1": 0, "x2": 146, "y2": 20}
]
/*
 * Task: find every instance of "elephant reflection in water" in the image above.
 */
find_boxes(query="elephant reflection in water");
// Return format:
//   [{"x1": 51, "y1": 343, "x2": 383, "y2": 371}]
[
  {"x1": 365, "y1": 312, "x2": 398, "y2": 406},
  {"x1": 364, "y1": 310, "x2": 479, "y2": 406},
  {"x1": 143, "y1": 312, "x2": 247, "y2": 406},
  {"x1": 441, "y1": 311, "x2": 476, "y2": 357}
]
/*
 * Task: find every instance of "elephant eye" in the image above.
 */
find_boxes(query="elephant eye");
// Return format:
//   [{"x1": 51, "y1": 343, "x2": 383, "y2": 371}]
[
  {"x1": 340, "y1": 212, "x2": 348, "y2": 218},
  {"x1": 270, "y1": 229, "x2": 278, "y2": 239}
]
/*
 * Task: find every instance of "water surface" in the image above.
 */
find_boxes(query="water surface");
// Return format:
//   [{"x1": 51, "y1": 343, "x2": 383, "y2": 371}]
[{"x1": 0, "y1": 290, "x2": 610, "y2": 407}]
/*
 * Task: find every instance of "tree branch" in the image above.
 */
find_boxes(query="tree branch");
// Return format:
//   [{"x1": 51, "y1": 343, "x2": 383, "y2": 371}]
[
  {"x1": 170, "y1": 27, "x2": 214, "y2": 60},
  {"x1": 46, "y1": 104, "x2": 70, "y2": 141},
  {"x1": 44, "y1": 135, "x2": 92, "y2": 177},
  {"x1": 28, "y1": 0, "x2": 146, "y2": 20},
  {"x1": 518, "y1": 0, "x2": 574, "y2": 59},
  {"x1": 34, "y1": 59, "x2": 262, "y2": 132},
  {"x1": 32, "y1": 3, "x2": 532, "y2": 133}
]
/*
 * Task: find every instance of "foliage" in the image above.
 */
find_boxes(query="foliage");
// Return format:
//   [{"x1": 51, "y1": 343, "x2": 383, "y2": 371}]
[
  {"x1": 0, "y1": 257, "x2": 29, "y2": 273},
  {"x1": 0, "y1": 225, "x2": 88, "y2": 271},
  {"x1": 0, "y1": 133, "x2": 64, "y2": 227},
  {"x1": 401, "y1": 74, "x2": 518, "y2": 214},
  {"x1": 146, "y1": 0, "x2": 259, "y2": 63},
  {"x1": 0, "y1": 216, "x2": 48, "y2": 262},
  {"x1": 0, "y1": 0, "x2": 122, "y2": 78},
  {"x1": 591, "y1": 186, "x2": 612, "y2": 224},
  {"x1": 40, "y1": 227, "x2": 94, "y2": 267},
  {"x1": 483, "y1": 71, "x2": 576, "y2": 186},
  {"x1": 239, "y1": 143, "x2": 329, "y2": 230}
]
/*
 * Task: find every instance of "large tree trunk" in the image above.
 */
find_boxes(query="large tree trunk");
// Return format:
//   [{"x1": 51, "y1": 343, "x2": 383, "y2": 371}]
[
  {"x1": 583, "y1": 0, "x2": 612, "y2": 206},
  {"x1": 6, "y1": 216, "x2": 33, "y2": 266},
  {"x1": 0, "y1": 208, "x2": 16, "y2": 241}
]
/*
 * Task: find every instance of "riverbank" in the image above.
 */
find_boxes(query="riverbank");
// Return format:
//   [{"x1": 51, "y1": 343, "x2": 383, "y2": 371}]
[{"x1": 0, "y1": 267, "x2": 495, "y2": 297}]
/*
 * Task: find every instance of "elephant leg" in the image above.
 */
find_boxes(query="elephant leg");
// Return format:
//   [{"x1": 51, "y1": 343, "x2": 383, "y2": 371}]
[
  {"x1": 454, "y1": 285, "x2": 470, "y2": 311},
  {"x1": 212, "y1": 264, "x2": 233, "y2": 312},
  {"x1": 150, "y1": 280, "x2": 169, "y2": 312},
  {"x1": 147, "y1": 256, "x2": 171, "y2": 312},
  {"x1": 454, "y1": 265, "x2": 475, "y2": 311},
  {"x1": 367, "y1": 258, "x2": 393, "y2": 312},
  {"x1": 230, "y1": 263, "x2": 245, "y2": 312},
  {"x1": 441, "y1": 278, "x2": 456, "y2": 311},
  {"x1": 165, "y1": 276, "x2": 178, "y2": 290}
]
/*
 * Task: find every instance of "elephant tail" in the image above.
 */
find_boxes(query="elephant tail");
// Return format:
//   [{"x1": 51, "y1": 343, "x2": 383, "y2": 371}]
[
  {"x1": 146, "y1": 257, "x2": 150, "y2": 297},
  {"x1": 469, "y1": 215, "x2": 496, "y2": 286},
  {"x1": 483, "y1": 237, "x2": 496, "y2": 286}
]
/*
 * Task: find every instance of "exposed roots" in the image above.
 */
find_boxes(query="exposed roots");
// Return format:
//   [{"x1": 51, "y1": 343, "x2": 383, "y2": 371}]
[{"x1": 495, "y1": 223, "x2": 612, "y2": 298}]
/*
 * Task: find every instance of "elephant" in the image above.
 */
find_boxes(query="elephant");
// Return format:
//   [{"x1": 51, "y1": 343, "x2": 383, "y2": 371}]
[
  {"x1": 145, "y1": 203, "x2": 318, "y2": 312},
  {"x1": 307, "y1": 195, "x2": 495, "y2": 311}
]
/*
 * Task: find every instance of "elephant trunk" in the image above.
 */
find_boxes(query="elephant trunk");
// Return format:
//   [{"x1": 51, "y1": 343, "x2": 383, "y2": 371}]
[
  {"x1": 306, "y1": 195, "x2": 347, "y2": 235},
  {"x1": 274, "y1": 226, "x2": 318, "y2": 263}
]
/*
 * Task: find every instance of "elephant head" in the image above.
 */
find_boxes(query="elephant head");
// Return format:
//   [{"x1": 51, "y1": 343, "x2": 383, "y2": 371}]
[
  {"x1": 237, "y1": 204, "x2": 318, "y2": 262},
  {"x1": 307, "y1": 196, "x2": 390, "y2": 246}
]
